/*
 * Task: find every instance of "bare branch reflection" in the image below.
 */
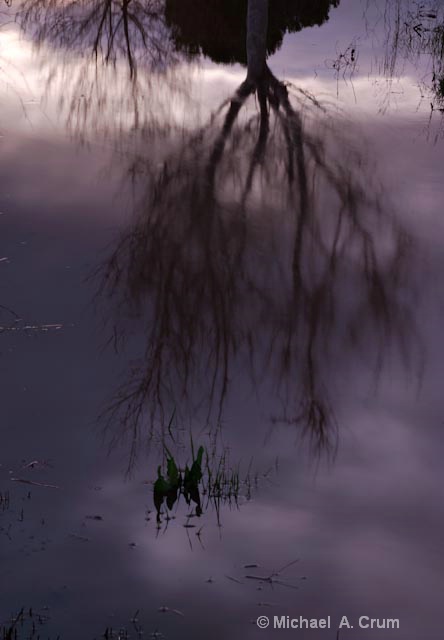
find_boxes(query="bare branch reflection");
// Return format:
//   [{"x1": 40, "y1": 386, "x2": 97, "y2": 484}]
[
  {"x1": 95, "y1": 9, "x2": 420, "y2": 470},
  {"x1": 374, "y1": 0, "x2": 444, "y2": 132},
  {"x1": 14, "y1": 0, "x2": 344, "y2": 141},
  {"x1": 19, "y1": 0, "x2": 172, "y2": 76},
  {"x1": 16, "y1": 0, "x2": 421, "y2": 471},
  {"x1": 16, "y1": 0, "x2": 186, "y2": 139}
]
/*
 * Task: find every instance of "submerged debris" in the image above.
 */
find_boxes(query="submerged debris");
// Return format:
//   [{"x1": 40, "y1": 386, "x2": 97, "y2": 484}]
[
  {"x1": 245, "y1": 559, "x2": 300, "y2": 590},
  {"x1": 225, "y1": 575, "x2": 243, "y2": 585},
  {"x1": 0, "y1": 491, "x2": 10, "y2": 511},
  {"x1": 157, "y1": 606, "x2": 184, "y2": 617},
  {"x1": 0, "y1": 606, "x2": 52, "y2": 639},
  {"x1": 69, "y1": 533, "x2": 90, "y2": 542},
  {"x1": 0, "y1": 319, "x2": 71, "y2": 335},
  {"x1": 10, "y1": 478, "x2": 60, "y2": 489}
]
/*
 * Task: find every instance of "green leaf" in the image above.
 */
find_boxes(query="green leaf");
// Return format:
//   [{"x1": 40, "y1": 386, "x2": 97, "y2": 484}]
[
  {"x1": 167, "y1": 456, "x2": 180, "y2": 487},
  {"x1": 196, "y1": 446, "x2": 204, "y2": 467},
  {"x1": 153, "y1": 466, "x2": 170, "y2": 495}
]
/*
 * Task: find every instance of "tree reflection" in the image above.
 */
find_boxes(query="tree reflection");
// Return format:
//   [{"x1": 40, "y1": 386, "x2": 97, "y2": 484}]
[
  {"x1": 15, "y1": 0, "x2": 342, "y2": 139},
  {"x1": 19, "y1": 0, "x2": 171, "y2": 77},
  {"x1": 16, "y1": 0, "x2": 182, "y2": 137},
  {"x1": 11, "y1": 0, "x2": 421, "y2": 471},
  {"x1": 165, "y1": 0, "x2": 339, "y2": 65},
  {"x1": 93, "y1": 1, "x2": 420, "y2": 472},
  {"x1": 378, "y1": 1, "x2": 444, "y2": 126}
]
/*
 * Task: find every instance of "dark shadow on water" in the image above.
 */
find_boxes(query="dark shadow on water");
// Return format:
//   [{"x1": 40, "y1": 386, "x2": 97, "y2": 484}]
[{"x1": 165, "y1": 0, "x2": 340, "y2": 65}]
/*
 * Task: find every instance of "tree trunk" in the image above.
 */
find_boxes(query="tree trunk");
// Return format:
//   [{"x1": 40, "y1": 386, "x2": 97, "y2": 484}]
[{"x1": 246, "y1": 0, "x2": 269, "y2": 83}]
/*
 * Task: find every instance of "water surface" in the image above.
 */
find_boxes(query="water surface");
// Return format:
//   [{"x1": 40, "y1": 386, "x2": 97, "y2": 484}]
[{"x1": 1, "y1": 1, "x2": 444, "y2": 638}]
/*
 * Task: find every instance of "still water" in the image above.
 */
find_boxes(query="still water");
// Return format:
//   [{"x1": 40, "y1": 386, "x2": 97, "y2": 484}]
[{"x1": 1, "y1": 1, "x2": 444, "y2": 638}]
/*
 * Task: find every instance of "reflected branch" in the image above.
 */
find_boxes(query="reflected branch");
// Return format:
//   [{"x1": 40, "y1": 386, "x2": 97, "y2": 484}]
[
  {"x1": 19, "y1": 0, "x2": 420, "y2": 471},
  {"x1": 375, "y1": 0, "x2": 444, "y2": 132},
  {"x1": 16, "y1": 0, "x2": 183, "y2": 139},
  {"x1": 18, "y1": 0, "x2": 171, "y2": 75},
  {"x1": 95, "y1": 55, "x2": 419, "y2": 471}
]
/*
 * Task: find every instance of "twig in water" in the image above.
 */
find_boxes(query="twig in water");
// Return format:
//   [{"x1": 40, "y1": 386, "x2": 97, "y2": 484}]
[
  {"x1": 225, "y1": 575, "x2": 243, "y2": 585},
  {"x1": 10, "y1": 478, "x2": 60, "y2": 489}
]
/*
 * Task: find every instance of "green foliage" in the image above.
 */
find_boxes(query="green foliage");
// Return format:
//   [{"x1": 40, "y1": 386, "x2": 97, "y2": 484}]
[
  {"x1": 153, "y1": 446, "x2": 204, "y2": 522},
  {"x1": 152, "y1": 443, "x2": 249, "y2": 524},
  {"x1": 166, "y1": 455, "x2": 180, "y2": 487},
  {"x1": 184, "y1": 446, "x2": 204, "y2": 487}
]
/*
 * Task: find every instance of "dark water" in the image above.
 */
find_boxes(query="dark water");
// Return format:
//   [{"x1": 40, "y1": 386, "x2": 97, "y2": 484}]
[{"x1": 1, "y1": 1, "x2": 444, "y2": 638}]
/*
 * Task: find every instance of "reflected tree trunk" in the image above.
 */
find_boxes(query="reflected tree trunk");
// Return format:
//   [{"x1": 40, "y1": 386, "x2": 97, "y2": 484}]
[
  {"x1": 91, "y1": 0, "x2": 421, "y2": 473},
  {"x1": 247, "y1": 0, "x2": 269, "y2": 83}
]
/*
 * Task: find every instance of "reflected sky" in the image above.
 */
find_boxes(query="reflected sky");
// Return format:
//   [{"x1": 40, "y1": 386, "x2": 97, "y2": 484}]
[
  {"x1": 2, "y1": 0, "x2": 444, "y2": 136},
  {"x1": 1, "y1": 1, "x2": 444, "y2": 639}
]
